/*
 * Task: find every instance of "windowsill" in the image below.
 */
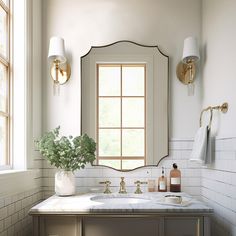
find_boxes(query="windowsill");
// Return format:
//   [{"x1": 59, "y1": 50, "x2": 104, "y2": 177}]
[
  {"x1": 0, "y1": 169, "x2": 40, "y2": 197},
  {"x1": 0, "y1": 169, "x2": 35, "y2": 180}
]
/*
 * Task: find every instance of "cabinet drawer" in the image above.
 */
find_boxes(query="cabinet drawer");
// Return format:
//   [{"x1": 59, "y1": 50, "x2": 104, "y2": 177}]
[
  {"x1": 164, "y1": 217, "x2": 203, "y2": 236},
  {"x1": 40, "y1": 216, "x2": 81, "y2": 236},
  {"x1": 83, "y1": 217, "x2": 160, "y2": 236}
]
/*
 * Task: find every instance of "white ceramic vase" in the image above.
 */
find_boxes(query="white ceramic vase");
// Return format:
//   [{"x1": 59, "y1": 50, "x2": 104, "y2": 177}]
[{"x1": 55, "y1": 170, "x2": 76, "y2": 196}]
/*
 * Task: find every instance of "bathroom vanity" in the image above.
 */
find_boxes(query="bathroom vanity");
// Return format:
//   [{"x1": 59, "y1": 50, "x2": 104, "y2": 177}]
[{"x1": 29, "y1": 192, "x2": 213, "y2": 236}]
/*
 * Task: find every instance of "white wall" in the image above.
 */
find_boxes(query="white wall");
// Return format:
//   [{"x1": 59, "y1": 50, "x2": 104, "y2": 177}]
[
  {"x1": 202, "y1": 0, "x2": 236, "y2": 235},
  {"x1": 41, "y1": 0, "x2": 203, "y2": 204},
  {"x1": 0, "y1": 0, "x2": 43, "y2": 235},
  {"x1": 42, "y1": 0, "x2": 202, "y2": 139},
  {"x1": 202, "y1": 0, "x2": 236, "y2": 138}
]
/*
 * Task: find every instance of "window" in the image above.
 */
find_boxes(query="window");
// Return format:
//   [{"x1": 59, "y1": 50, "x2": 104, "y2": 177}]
[
  {"x1": 96, "y1": 64, "x2": 146, "y2": 170},
  {"x1": 0, "y1": 0, "x2": 10, "y2": 168}
]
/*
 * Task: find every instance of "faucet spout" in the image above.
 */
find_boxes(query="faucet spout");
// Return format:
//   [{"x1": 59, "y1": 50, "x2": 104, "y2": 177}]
[{"x1": 119, "y1": 177, "x2": 127, "y2": 194}]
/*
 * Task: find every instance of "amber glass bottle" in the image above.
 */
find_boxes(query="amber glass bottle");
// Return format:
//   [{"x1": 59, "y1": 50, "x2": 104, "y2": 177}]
[
  {"x1": 170, "y1": 163, "x2": 181, "y2": 192},
  {"x1": 158, "y1": 167, "x2": 167, "y2": 192}
]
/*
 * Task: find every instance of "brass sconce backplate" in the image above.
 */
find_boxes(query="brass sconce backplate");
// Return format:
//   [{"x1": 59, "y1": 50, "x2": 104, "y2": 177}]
[
  {"x1": 176, "y1": 61, "x2": 196, "y2": 85},
  {"x1": 50, "y1": 62, "x2": 71, "y2": 85}
]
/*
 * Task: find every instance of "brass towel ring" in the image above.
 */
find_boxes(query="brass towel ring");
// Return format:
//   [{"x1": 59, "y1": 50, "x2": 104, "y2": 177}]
[
  {"x1": 199, "y1": 107, "x2": 213, "y2": 128},
  {"x1": 199, "y1": 102, "x2": 228, "y2": 128}
]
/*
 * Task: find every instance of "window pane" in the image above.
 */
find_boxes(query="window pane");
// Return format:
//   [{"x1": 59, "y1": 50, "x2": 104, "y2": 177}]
[
  {"x1": 122, "y1": 98, "x2": 144, "y2": 127},
  {"x1": 99, "y1": 98, "x2": 120, "y2": 127},
  {"x1": 122, "y1": 129, "x2": 144, "y2": 156},
  {"x1": 0, "y1": 7, "x2": 7, "y2": 57},
  {"x1": 1, "y1": 1, "x2": 9, "y2": 7},
  {"x1": 98, "y1": 66, "x2": 120, "y2": 96},
  {"x1": 0, "y1": 116, "x2": 7, "y2": 166},
  {"x1": 0, "y1": 63, "x2": 7, "y2": 112},
  {"x1": 99, "y1": 159, "x2": 120, "y2": 169},
  {"x1": 122, "y1": 66, "x2": 145, "y2": 96},
  {"x1": 122, "y1": 160, "x2": 144, "y2": 169},
  {"x1": 99, "y1": 129, "x2": 120, "y2": 156}
]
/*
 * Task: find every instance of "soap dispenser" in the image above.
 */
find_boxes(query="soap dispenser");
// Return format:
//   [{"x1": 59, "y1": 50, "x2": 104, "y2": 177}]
[
  {"x1": 158, "y1": 167, "x2": 167, "y2": 192},
  {"x1": 170, "y1": 163, "x2": 181, "y2": 192}
]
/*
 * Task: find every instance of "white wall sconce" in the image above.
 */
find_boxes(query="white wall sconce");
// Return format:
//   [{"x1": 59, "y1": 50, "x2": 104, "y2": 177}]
[
  {"x1": 48, "y1": 36, "x2": 71, "y2": 95},
  {"x1": 176, "y1": 36, "x2": 200, "y2": 96}
]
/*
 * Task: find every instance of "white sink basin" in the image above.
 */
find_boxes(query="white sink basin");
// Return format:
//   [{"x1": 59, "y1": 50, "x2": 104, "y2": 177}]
[{"x1": 90, "y1": 195, "x2": 151, "y2": 204}]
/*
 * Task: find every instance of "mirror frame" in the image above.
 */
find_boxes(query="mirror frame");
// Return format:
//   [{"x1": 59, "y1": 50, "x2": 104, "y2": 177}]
[{"x1": 80, "y1": 40, "x2": 169, "y2": 171}]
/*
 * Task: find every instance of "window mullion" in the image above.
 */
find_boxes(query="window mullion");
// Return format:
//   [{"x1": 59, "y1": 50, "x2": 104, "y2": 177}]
[
  {"x1": 0, "y1": 55, "x2": 9, "y2": 67},
  {"x1": 0, "y1": 0, "x2": 9, "y2": 14},
  {"x1": 0, "y1": 0, "x2": 10, "y2": 168},
  {"x1": 120, "y1": 64, "x2": 123, "y2": 170},
  {"x1": 0, "y1": 111, "x2": 9, "y2": 117}
]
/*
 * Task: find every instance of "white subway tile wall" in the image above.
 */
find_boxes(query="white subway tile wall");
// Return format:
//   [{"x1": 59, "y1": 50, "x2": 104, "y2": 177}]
[
  {"x1": 201, "y1": 137, "x2": 236, "y2": 236},
  {"x1": 0, "y1": 188, "x2": 42, "y2": 236},
  {"x1": 0, "y1": 156, "x2": 43, "y2": 236},
  {"x1": 1, "y1": 138, "x2": 235, "y2": 236},
  {"x1": 42, "y1": 139, "x2": 202, "y2": 199}
]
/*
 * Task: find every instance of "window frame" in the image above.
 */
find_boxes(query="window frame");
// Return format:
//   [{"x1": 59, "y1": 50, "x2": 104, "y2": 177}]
[
  {"x1": 0, "y1": 0, "x2": 11, "y2": 169},
  {"x1": 96, "y1": 63, "x2": 147, "y2": 170}
]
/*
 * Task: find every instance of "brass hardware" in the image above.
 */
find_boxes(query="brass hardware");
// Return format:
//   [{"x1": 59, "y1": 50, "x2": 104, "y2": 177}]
[
  {"x1": 200, "y1": 102, "x2": 229, "y2": 127},
  {"x1": 119, "y1": 177, "x2": 127, "y2": 194},
  {"x1": 134, "y1": 181, "x2": 148, "y2": 194},
  {"x1": 176, "y1": 36, "x2": 200, "y2": 96},
  {"x1": 220, "y1": 102, "x2": 228, "y2": 113},
  {"x1": 50, "y1": 60, "x2": 71, "y2": 85},
  {"x1": 176, "y1": 61, "x2": 196, "y2": 85},
  {"x1": 99, "y1": 181, "x2": 112, "y2": 194}
]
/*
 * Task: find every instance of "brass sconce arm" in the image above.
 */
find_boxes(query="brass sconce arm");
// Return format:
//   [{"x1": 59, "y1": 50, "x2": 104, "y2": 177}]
[
  {"x1": 176, "y1": 61, "x2": 196, "y2": 85},
  {"x1": 50, "y1": 59, "x2": 71, "y2": 85}
]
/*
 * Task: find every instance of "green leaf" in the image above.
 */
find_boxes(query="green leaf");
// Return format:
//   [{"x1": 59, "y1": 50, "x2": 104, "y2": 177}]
[{"x1": 35, "y1": 127, "x2": 96, "y2": 171}]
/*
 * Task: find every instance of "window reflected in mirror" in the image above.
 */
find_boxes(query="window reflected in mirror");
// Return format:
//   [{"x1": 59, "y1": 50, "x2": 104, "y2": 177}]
[{"x1": 97, "y1": 64, "x2": 146, "y2": 170}]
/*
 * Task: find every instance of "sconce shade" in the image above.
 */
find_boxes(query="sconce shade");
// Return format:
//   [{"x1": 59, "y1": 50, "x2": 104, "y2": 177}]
[
  {"x1": 48, "y1": 37, "x2": 66, "y2": 64},
  {"x1": 182, "y1": 37, "x2": 200, "y2": 63}
]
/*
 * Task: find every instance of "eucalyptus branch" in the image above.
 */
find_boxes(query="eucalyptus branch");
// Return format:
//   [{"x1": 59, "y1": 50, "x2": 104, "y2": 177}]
[{"x1": 35, "y1": 126, "x2": 96, "y2": 172}]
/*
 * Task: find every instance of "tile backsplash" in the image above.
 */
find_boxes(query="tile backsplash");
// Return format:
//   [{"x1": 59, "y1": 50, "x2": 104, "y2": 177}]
[
  {"x1": 0, "y1": 188, "x2": 42, "y2": 236},
  {"x1": 42, "y1": 139, "x2": 202, "y2": 199},
  {"x1": 1, "y1": 137, "x2": 235, "y2": 236},
  {"x1": 201, "y1": 137, "x2": 236, "y2": 236}
]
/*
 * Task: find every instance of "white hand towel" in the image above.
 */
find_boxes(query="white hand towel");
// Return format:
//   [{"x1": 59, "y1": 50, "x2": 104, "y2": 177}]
[{"x1": 190, "y1": 125, "x2": 208, "y2": 163}]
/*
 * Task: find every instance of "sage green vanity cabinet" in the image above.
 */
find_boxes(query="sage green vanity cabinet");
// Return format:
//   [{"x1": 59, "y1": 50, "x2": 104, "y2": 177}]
[
  {"x1": 32, "y1": 215, "x2": 209, "y2": 236},
  {"x1": 83, "y1": 217, "x2": 160, "y2": 236},
  {"x1": 164, "y1": 217, "x2": 203, "y2": 236},
  {"x1": 30, "y1": 194, "x2": 212, "y2": 236},
  {"x1": 35, "y1": 216, "x2": 81, "y2": 236}
]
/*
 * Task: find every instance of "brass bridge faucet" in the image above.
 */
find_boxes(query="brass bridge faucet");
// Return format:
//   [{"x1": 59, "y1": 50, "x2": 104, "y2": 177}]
[
  {"x1": 99, "y1": 180, "x2": 112, "y2": 194},
  {"x1": 119, "y1": 177, "x2": 127, "y2": 194}
]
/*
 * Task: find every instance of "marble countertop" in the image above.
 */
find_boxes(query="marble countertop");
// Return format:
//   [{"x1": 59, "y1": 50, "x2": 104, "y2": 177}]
[{"x1": 29, "y1": 192, "x2": 213, "y2": 215}]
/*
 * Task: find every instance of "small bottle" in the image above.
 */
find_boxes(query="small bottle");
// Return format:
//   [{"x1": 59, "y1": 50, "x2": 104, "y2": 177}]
[
  {"x1": 170, "y1": 163, "x2": 181, "y2": 192},
  {"x1": 148, "y1": 179, "x2": 156, "y2": 192},
  {"x1": 158, "y1": 167, "x2": 167, "y2": 192}
]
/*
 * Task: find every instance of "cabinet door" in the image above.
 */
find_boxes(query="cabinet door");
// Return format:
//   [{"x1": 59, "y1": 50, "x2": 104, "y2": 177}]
[
  {"x1": 40, "y1": 216, "x2": 81, "y2": 236},
  {"x1": 83, "y1": 217, "x2": 160, "y2": 236},
  {"x1": 164, "y1": 217, "x2": 203, "y2": 236}
]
